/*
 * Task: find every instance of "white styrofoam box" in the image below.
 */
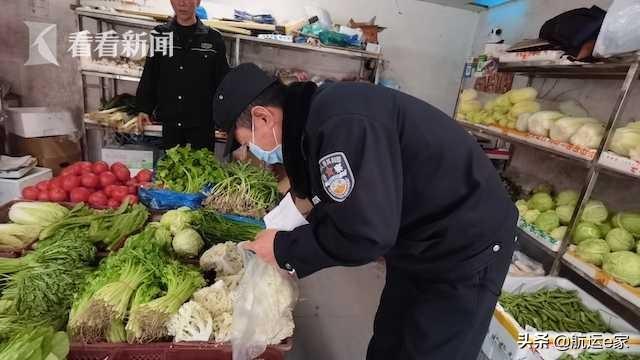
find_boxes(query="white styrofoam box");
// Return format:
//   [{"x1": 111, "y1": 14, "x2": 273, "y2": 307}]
[
  {"x1": 7, "y1": 107, "x2": 77, "y2": 138},
  {"x1": 0, "y1": 167, "x2": 52, "y2": 205},
  {"x1": 101, "y1": 146, "x2": 154, "y2": 170},
  {"x1": 483, "y1": 276, "x2": 639, "y2": 360}
]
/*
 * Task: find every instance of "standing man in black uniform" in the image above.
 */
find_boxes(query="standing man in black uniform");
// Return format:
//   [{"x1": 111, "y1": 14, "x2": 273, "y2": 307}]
[
  {"x1": 213, "y1": 63, "x2": 518, "y2": 359},
  {"x1": 136, "y1": 0, "x2": 229, "y2": 150}
]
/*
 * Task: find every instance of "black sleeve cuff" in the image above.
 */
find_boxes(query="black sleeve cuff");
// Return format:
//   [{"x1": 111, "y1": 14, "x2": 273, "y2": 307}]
[{"x1": 273, "y1": 225, "x2": 340, "y2": 279}]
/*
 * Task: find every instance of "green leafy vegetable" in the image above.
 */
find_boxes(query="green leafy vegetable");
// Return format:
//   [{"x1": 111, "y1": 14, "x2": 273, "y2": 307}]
[
  {"x1": 204, "y1": 161, "x2": 280, "y2": 218},
  {"x1": 8, "y1": 202, "x2": 69, "y2": 227},
  {"x1": 556, "y1": 190, "x2": 579, "y2": 207},
  {"x1": 573, "y1": 222, "x2": 602, "y2": 245},
  {"x1": 606, "y1": 228, "x2": 635, "y2": 252},
  {"x1": 528, "y1": 192, "x2": 555, "y2": 212},
  {"x1": 534, "y1": 211, "x2": 560, "y2": 233},
  {"x1": 160, "y1": 207, "x2": 196, "y2": 234},
  {"x1": 523, "y1": 209, "x2": 541, "y2": 224},
  {"x1": 194, "y1": 210, "x2": 264, "y2": 245},
  {"x1": 556, "y1": 205, "x2": 575, "y2": 225},
  {"x1": 515, "y1": 200, "x2": 528, "y2": 216},
  {"x1": 156, "y1": 145, "x2": 225, "y2": 193},
  {"x1": 615, "y1": 212, "x2": 640, "y2": 237},
  {"x1": 576, "y1": 238, "x2": 610, "y2": 266},
  {"x1": 581, "y1": 200, "x2": 609, "y2": 224},
  {"x1": 602, "y1": 251, "x2": 640, "y2": 287},
  {"x1": 172, "y1": 228, "x2": 204, "y2": 258},
  {"x1": 550, "y1": 226, "x2": 567, "y2": 241},
  {"x1": 0, "y1": 327, "x2": 70, "y2": 360}
]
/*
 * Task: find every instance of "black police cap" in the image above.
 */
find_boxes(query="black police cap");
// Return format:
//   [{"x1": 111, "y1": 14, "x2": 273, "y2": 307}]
[{"x1": 213, "y1": 63, "x2": 278, "y2": 156}]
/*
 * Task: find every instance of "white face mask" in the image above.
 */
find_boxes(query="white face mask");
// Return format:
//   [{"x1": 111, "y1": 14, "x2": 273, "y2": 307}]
[{"x1": 248, "y1": 119, "x2": 283, "y2": 164}]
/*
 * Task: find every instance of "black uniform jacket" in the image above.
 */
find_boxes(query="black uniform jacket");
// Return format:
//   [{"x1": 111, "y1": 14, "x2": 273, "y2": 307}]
[
  {"x1": 275, "y1": 82, "x2": 518, "y2": 279},
  {"x1": 136, "y1": 19, "x2": 229, "y2": 129}
]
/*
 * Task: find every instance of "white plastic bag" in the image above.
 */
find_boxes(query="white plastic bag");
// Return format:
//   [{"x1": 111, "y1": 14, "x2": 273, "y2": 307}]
[
  {"x1": 231, "y1": 250, "x2": 298, "y2": 360},
  {"x1": 594, "y1": 0, "x2": 640, "y2": 57}
]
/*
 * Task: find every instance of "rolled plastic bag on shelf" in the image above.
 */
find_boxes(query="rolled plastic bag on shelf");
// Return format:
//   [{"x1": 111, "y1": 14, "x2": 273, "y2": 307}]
[
  {"x1": 138, "y1": 187, "x2": 206, "y2": 210},
  {"x1": 594, "y1": 0, "x2": 640, "y2": 57},
  {"x1": 231, "y1": 250, "x2": 298, "y2": 360}
]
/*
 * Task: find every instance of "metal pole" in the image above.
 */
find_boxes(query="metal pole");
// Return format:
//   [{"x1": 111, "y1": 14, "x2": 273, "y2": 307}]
[
  {"x1": 550, "y1": 59, "x2": 640, "y2": 275},
  {"x1": 234, "y1": 37, "x2": 240, "y2": 66},
  {"x1": 374, "y1": 57, "x2": 383, "y2": 85}
]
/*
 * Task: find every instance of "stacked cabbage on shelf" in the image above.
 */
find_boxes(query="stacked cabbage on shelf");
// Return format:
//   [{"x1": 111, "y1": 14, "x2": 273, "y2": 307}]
[
  {"x1": 570, "y1": 200, "x2": 640, "y2": 288},
  {"x1": 456, "y1": 87, "x2": 606, "y2": 150},
  {"x1": 516, "y1": 187, "x2": 580, "y2": 242},
  {"x1": 609, "y1": 121, "x2": 640, "y2": 161}
]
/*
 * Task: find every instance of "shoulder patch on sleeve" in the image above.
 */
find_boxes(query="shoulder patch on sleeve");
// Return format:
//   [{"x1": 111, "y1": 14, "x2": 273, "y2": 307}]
[{"x1": 319, "y1": 152, "x2": 354, "y2": 202}]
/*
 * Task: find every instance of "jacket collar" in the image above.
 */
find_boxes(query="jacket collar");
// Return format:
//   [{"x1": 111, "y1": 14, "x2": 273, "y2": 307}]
[
  {"x1": 282, "y1": 82, "x2": 318, "y2": 199},
  {"x1": 168, "y1": 17, "x2": 209, "y2": 35}
]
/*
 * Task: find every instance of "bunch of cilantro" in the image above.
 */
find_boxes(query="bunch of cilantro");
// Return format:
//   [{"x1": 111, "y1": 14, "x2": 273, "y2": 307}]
[{"x1": 156, "y1": 145, "x2": 226, "y2": 193}]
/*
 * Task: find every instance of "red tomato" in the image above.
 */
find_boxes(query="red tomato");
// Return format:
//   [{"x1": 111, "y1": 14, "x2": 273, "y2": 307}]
[
  {"x1": 62, "y1": 176, "x2": 81, "y2": 192},
  {"x1": 62, "y1": 164, "x2": 81, "y2": 176},
  {"x1": 122, "y1": 194, "x2": 139, "y2": 204},
  {"x1": 111, "y1": 187, "x2": 129, "y2": 202},
  {"x1": 111, "y1": 162, "x2": 127, "y2": 172},
  {"x1": 78, "y1": 161, "x2": 93, "y2": 173},
  {"x1": 104, "y1": 185, "x2": 117, "y2": 197},
  {"x1": 22, "y1": 186, "x2": 39, "y2": 200},
  {"x1": 88, "y1": 191, "x2": 108, "y2": 208},
  {"x1": 113, "y1": 166, "x2": 130, "y2": 182},
  {"x1": 92, "y1": 161, "x2": 109, "y2": 174},
  {"x1": 99, "y1": 172, "x2": 117, "y2": 188},
  {"x1": 36, "y1": 180, "x2": 50, "y2": 192},
  {"x1": 107, "y1": 199, "x2": 121, "y2": 208},
  {"x1": 69, "y1": 187, "x2": 91, "y2": 203},
  {"x1": 135, "y1": 169, "x2": 153, "y2": 183},
  {"x1": 80, "y1": 169, "x2": 95, "y2": 176},
  {"x1": 80, "y1": 173, "x2": 99, "y2": 189},
  {"x1": 125, "y1": 179, "x2": 138, "y2": 186},
  {"x1": 37, "y1": 191, "x2": 50, "y2": 201},
  {"x1": 50, "y1": 177, "x2": 64, "y2": 190},
  {"x1": 127, "y1": 185, "x2": 138, "y2": 195},
  {"x1": 49, "y1": 188, "x2": 67, "y2": 202}
]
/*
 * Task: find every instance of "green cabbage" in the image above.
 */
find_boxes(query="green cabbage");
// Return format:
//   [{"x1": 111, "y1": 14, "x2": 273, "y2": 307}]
[
  {"x1": 610, "y1": 127, "x2": 640, "y2": 157},
  {"x1": 580, "y1": 200, "x2": 608, "y2": 224},
  {"x1": 515, "y1": 200, "x2": 528, "y2": 216},
  {"x1": 528, "y1": 193, "x2": 555, "y2": 212},
  {"x1": 555, "y1": 190, "x2": 579, "y2": 207},
  {"x1": 523, "y1": 210, "x2": 541, "y2": 224},
  {"x1": 534, "y1": 211, "x2": 560, "y2": 233},
  {"x1": 551, "y1": 226, "x2": 568, "y2": 241},
  {"x1": 172, "y1": 228, "x2": 204, "y2": 258},
  {"x1": 507, "y1": 87, "x2": 538, "y2": 104},
  {"x1": 617, "y1": 212, "x2": 640, "y2": 237},
  {"x1": 598, "y1": 222, "x2": 612, "y2": 237},
  {"x1": 8, "y1": 202, "x2": 69, "y2": 227},
  {"x1": 576, "y1": 238, "x2": 610, "y2": 266},
  {"x1": 573, "y1": 222, "x2": 602, "y2": 244},
  {"x1": 532, "y1": 183, "x2": 553, "y2": 195},
  {"x1": 555, "y1": 205, "x2": 575, "y2": 225},
  {"x1": 606, "y1": 228, "x2": 635, "y2": 252},
  {"x1": 161, "y1": 207, "x2": 196, "y2": 235},
  {"x1": 602, "y1": 251, "x2": 640, "y2": 287}
]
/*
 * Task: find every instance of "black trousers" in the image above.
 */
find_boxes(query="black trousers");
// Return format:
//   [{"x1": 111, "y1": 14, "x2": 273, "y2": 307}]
[
  {"x1": 162, "y1": 124, "x2": 215, "y2": 151},
  {"x1": 367, "y1": 240, "x2": 514, "y2": 360}
]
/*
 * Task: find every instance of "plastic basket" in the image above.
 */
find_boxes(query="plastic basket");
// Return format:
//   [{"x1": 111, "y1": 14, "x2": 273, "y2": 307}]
[{"x1": 69, "y1": 339, "x2": 293, "y2": 360}]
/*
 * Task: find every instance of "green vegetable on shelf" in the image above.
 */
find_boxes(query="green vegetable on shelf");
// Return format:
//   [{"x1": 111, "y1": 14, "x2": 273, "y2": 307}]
[
  {"x1": 193, "y1": 210, "x2": 264, "y2": 245},
  {"x1": 556, "y1": 205, "x2": 576, "y2": 225},
  {"x1": 581, "y1": 200, "x2": 609, "y2": 224},
  {"x1": 534, "y1": 211, "x2": 560, "y2": 233},
  {"x1": 573, "y1": 222, "x2": 602, "y2": 245},
  {"x1": 528, "y1": 192, "x2": 555, "y2": 212},
  {"x1": 556, "y1": 190, "x2": 580, "y2": 207},
  {"x1": 515, "y1": 200, "x2": 528, "y2": 216},
  {"x1": 0, "y1": 224, "x2": 42, "y2": 251},
  {"x1": 172, "y1": 228, "x2": 204, "y2": 258},
  {"x1": 576, "y1": 239, "x2": 610, "y2": 266},
  {"x1": 0, "y1": 326, "x2": 70, "y2": 360},
  {"x1": 523, "y1": 209, "x2": 541, "y2": 224},
  {"x1": 155, "y1": 145, "x2": 225, "y2": 193},
  {"x1": 602, "y1": 251, "x2": 640, "y2": 287},
  {"x1": 612, "y1": 212, "x2": 640, "y2": 237},
  {"x1": 551, "y1": 226, "x2": 568, "y2": 241},
  {"x1": 8, "y1": 202, "x2": 69, "y2": 227},
  {"x1": 598, "y1": 222, "x2": 613, "y2": 237},
  {"x1": 160, "y1": 207, "x2": 197, "y2": 235},
  {"x1": 606, "y1": 228, "x2": 635, "y2": 252}
]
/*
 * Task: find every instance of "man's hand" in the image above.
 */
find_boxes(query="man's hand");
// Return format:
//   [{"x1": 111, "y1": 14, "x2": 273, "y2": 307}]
[
  {"x1": 137, "y1": 112, "x2": 152, "y2": 133},
  {"x1": 243, "y1": 229, "x2": 279, "y2": 267}
]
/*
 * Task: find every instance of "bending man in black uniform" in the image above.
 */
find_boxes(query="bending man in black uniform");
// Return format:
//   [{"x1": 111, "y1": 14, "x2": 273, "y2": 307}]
[
  {"x1": 213, "y1": 63, "x2": 518, "y2": 359},
  {"x1": 136, "y1": 0, "x2": 229, "y2": 151}
]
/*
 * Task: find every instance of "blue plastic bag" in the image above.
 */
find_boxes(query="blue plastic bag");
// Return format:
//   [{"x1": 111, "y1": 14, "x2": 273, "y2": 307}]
[
  {"x1": 139, "y1": 187, "x2": 206, "y2": 210},
  {"x1": 222, "y1": 213, "x2": 266, "y2": 228}
]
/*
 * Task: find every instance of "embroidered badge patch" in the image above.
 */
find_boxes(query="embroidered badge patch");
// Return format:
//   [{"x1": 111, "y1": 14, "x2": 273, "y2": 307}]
[
  {"x1": 319, "y1": 152, "x2": 354, "y2": 202},
  {"x1": 201, "y1": 42, "x2": 213, "y2": 49}
]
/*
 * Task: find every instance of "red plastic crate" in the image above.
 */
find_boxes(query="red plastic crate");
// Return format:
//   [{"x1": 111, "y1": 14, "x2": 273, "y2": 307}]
[{"x1": 69, "y1": 339, "x2": 293, "y2": 360}]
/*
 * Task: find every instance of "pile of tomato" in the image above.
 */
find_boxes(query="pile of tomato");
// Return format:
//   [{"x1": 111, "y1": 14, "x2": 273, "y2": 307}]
[{"x1": 22, "y1": 161, "x2": 153, "y2": 208}]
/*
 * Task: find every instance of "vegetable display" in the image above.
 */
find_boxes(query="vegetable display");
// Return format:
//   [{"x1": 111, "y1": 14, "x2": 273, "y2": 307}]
[
  {"x1": 21, "y1": 161, "x2": 150, "y2": 209},
  {"x1": 610, "y1": 121, "x2": 640, "y2": 161},
  {"x1": 155, "y1": 145, "x2": 225, "y2": 193},
  {"x1": 194, "y1": 210, "x2": 264, "y2": 245},
  {"x1": 517, "y1": 187, "x2": 581, "y2": 241},
  {"x1": 204, "y1": 161, "x2": 280, "y2": 218},
  {"x1": 456, "y1": 89, "x2": 606, "y2": 150},
  {"x1": 499, "y1": 288, "x2": 611, "y2": 333}
]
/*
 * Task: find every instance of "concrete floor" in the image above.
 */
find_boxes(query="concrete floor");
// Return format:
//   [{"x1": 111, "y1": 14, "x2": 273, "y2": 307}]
[{"x1": 285, "y1": 262, "x2": 489, "y2": 360}]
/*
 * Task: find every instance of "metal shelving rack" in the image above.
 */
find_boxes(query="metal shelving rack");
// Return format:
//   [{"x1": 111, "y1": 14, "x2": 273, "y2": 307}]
[{"x1": 454, "y1": 57, "x2": 640, "y2": 323}]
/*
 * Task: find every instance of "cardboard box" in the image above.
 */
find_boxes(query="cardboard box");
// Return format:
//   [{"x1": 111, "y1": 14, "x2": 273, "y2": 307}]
[
  {"x1": 9, "y1": 134, "x2": 82, "y2": 176},
  {"x1": 101, "y1": 145, "x2": 156, "y2": 170},
  {"x1": 0, "y1": 167, "x2": 52, "y2": 205},
  {"x1": 7, "y1": 107, "x2": 77, "y2": 138},
  {"x1": 482, "y1": 276, "x2": 639, "y2": 360}
]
